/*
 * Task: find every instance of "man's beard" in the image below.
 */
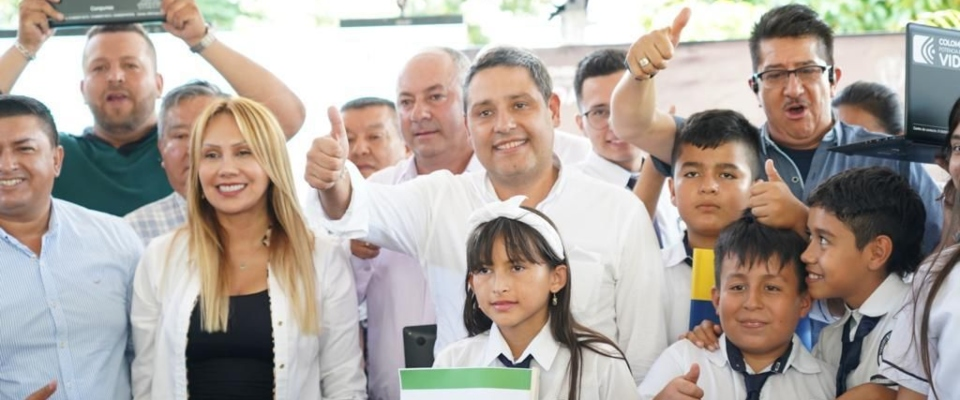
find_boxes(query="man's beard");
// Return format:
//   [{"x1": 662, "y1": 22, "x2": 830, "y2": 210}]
[{"x1": 91, "y1": 99, "x2": 154, "y2": 137}]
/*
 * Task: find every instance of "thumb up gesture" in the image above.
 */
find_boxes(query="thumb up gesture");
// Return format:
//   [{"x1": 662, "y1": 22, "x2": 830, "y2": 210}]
[
  {"x1": 306, "y1": 106, "x2": 351, "y2": 191},
  {"x1": 625, "y1": 7, "x2": 691, "y2": 80},
  {"x1": 750, "y1": 160, "x2": 809, "y2": 233},
  {"x1": 653, "y1": 364, "x2": 704, "y2": 400}
]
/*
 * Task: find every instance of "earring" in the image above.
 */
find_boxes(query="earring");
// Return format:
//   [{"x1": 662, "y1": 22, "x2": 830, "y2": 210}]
[{"x1": 551, "y1": 292, "x2": 558, "y2": 306}]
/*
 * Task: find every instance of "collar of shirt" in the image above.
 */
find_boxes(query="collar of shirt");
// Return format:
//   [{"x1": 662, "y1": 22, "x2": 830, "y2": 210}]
[
  {"x1": 840, "y1": 274, "x2": 910, "y2": 339},
  {"x1": 478, "y1": 155, "x2": 568, "y2": 206},
  {"x1": 482, "y1": 321, "x2": 560, "y2": 372},
  {"x1": 662, "y1": 230, "x2": 690, "y2": 268},
  {"x1": 401, "y1": 154, "x2": 486, "y2": 182},
  {"x1": 709, "y1": 334, "x2": 822, "y2": 375},
  {"x1": 81, "y1": 125, "x2": 159, "y2": 156},
  {"x1": 577, "y1": 152, "x2": 635, "y2": 187},
  {"x1": 0, "y1": 199, "x2": 61, "y2": 256}
]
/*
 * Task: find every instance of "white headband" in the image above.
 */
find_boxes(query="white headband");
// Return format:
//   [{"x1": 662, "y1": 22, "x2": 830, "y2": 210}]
[{"x1": 466, "y1": 196, "x2": 565, "y2": 258}]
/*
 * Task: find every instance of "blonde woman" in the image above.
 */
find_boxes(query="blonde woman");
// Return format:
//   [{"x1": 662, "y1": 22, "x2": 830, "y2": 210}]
[{"x1": 131, "y1": 97, "x2": 366, "y2": 399}]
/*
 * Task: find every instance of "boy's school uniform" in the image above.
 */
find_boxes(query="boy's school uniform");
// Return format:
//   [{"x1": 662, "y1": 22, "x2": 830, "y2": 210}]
[
  {"x1": 637, "y1": 334, "x2": 836, "y2": 400},
  {"x1": 433, "y1": 322, "x2": 638, "y2": 400},
  {"x1": 661, "y1": 236, "x2": 693, "y2": 343},
  {"x1": 812, "y1": 274, "x2": 908, "y2": 394}
]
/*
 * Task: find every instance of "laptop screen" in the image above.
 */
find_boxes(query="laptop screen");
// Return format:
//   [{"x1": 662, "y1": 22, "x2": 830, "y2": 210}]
[{"x1": 906, "y1": 23, "x2": 960, "y2": 144}]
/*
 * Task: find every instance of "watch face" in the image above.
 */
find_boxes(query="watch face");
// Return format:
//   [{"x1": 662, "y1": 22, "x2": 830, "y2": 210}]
[{"x1": 51, "y1": 0, "x2": 163, "y2": 27}]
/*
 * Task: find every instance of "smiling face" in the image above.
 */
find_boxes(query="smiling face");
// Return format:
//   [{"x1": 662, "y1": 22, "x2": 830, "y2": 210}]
[
  {"x1": 196, "y1": 113, "x2": 270, "y2": 220},
  {"x1": 0, "y1": 115, "x2": 63, "y2": 222},
  {"x1": 466, "y1": 66, "x2": 559, "y2": 187},
  {"x1": 713, "y1": 255, "x2": 811, "y2": 362},
  {"x1": 755, "y1": 36, "x2": 839, "y2": 150},
  {"x1": 670, "y1": 142, "x2": 754, "y2": 242},
  {"x1": 469, "y1": 235, "x2": 566, "y2": 340},
  {"x1": 81, "y1": 31, "x2": 162, "y2": 137},
  {"x1": 576, "y1": 72, "x2": 642, "y2": 171},
  {"x1": 800, "y1": 206, "x2": 877, "y2": 308}
]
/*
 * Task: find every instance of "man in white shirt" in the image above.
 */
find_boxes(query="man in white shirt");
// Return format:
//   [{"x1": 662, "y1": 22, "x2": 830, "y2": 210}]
[
  {"x1": 340, "y1": 48, "x2": 480, "y2": 400},
  {"x1": 305, "y1": 46, "x2": 668, "y2": 383},
  {"x1": 571, "y1": 48, "x2": 682, "y2": 249}
]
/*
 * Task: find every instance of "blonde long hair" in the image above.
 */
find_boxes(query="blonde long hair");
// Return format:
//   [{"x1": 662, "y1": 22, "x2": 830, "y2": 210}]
[{"x1": 183, "y1": 97, "x2": 318, "y2": 334}]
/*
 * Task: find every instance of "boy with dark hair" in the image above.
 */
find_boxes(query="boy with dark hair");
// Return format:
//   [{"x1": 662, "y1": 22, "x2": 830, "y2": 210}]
[
  {"x1": 660, "y1": 109, "x2": 763, "y2": 341},
  {"x1": 804, "y1": 166, "x2": 925, "y2": 399},
  {"x1": 639, "y1": 212, "x2": 835, "y2": 400}
]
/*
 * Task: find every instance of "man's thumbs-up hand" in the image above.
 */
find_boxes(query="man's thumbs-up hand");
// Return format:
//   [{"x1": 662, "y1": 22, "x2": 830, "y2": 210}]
[
  {"x1": 306, "y1": 106, "x2": 351, "y2": 191},
  {"x1": 750, "y1": 159, "x2": 809, "y2": 234},
  {"x1": 625, "y1": 7, "x2": 691, "y2": 80}
]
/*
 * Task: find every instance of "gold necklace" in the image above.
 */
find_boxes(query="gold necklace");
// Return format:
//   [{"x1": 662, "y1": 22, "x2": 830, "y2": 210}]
[{"x1": 238, "y1": 226, "x2": 273, "y2": 270}]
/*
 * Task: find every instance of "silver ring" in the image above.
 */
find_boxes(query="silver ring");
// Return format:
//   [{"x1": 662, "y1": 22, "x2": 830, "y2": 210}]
[{"x1": 638, "y1": 57, "x2": 650, "y2": 67}]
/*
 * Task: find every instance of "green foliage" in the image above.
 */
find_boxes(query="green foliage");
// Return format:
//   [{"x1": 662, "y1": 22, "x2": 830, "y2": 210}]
[{"x1": 196, "y1": 0, "x2": 262, "y2": 29}]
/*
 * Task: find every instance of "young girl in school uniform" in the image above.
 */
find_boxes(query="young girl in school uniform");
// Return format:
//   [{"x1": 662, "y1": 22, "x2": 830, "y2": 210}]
[
  {"x1": 880, "y1": 97, "x2": 960, "y2": 400},
  {"x1": 433, "y1": 196, "x2": 638, "y2": 400}
]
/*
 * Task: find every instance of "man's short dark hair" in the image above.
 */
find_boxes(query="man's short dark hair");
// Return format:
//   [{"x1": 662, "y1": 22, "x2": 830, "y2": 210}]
[
  {"x1": 464, "y1": 46, "x2": 552, "y2": 111},
  {"x1": 714, "y1": 211, "x2": 809, "y2": 293},
  {"x1": 832, "y1": 81, "x2": 903, "y2": 135},
  {"x1": 0, "y1": 95, "x2": 59, "y2": 146},
  {"x1": 806, "y1": 166, "x2": 925, "y2": 278},
  {"x1": 573, "y1": 48, "x2": 627, "y2": 108},
  {"x1": 671, "y1": 109, "x2": 763, "y2": 180},
  {"x1": 748, "y1": 4, "x2": 834, "y2": 71},
  {"x1": 159, "y1": 81, "x2": 227, "y2": 136},
  {"x1": 85, "y1": 23, "x2": 158, "y2": 68},
  {"x1": 340, "y1": 97, "x2": 396, "y2": 113}
]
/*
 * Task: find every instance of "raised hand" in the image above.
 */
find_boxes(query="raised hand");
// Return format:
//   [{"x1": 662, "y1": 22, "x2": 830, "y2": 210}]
[
  {"x1": 161, "y1": 0, "x2": 208, "y2": 46},
  {"x1": 750, "y1": 159, "x2": 809, "y2": 232},
  {"x1": 625, "y1": 7, "x2": 691, "y2": 80},
  {"x1": 305, "y1": 106, "x2": 350, "y2": 191},
  {"x1": 17, "y1": 0, "x2": 63, "y2": 56}
]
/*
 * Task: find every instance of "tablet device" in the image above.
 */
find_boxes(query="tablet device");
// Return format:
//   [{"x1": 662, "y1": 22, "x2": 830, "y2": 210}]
[{"x1": 51, "y1": 0, "x2": 163, "y2": 27}]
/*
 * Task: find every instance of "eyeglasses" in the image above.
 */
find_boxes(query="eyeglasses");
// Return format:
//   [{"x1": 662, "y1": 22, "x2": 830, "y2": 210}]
[
  {"x1": 582, "y1": 107, "x2": 611, "y2": 130},
  {"x1": 752, "y1": 65, "x2": 833, "y2": 88}
]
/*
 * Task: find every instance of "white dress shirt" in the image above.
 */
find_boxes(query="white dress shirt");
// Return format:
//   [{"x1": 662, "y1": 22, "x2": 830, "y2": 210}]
[
  {"x1": 880, "y1": 246, "x2": 960, "y2": 395},
  {"x1": 130, "y1": 231, "x2": 367, "y2": 400},
  {"x1": 660, "y1": 238, "x2": 694, "y2": 343},
  {"x1": 553, "y1": 129, "x2": 592, "y2": 165},
  {"x1": 638, "y1": 335, "x2": 836, "y2": 400},
  {"x1": 354, "y1": 156, "x2": 482, "y2": 400},
  {"x1": 306, "y1": 160, "x2": 668, "y2": 383},
  {"x1": 433, "y1": 322, "x2": 639, "y2": 400},
  {"x1": 812, "y1": 274, "x2": 908, "y2": 391},
  {"x1": 575, "y1": 151, "x2": 684, "y2": 248}
]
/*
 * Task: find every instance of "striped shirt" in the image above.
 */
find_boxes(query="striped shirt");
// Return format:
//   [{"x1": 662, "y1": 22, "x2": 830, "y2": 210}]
[
  {"x1": 125, "y1": 192, "x2": 187, "y2": 246},
  {"x1": 0, "y1": 199, "x2": 143, "y2": 400}
]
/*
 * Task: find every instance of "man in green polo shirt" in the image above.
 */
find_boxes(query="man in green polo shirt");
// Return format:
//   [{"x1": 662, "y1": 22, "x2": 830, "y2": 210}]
[{"x1": 1, "y1": 0, "x2": 306, "y2": 215}]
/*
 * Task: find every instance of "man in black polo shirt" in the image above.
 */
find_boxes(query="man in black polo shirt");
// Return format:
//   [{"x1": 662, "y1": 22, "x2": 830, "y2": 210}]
[{"x1": 1, "y1": 0, "x2": 306, "y2": 215}]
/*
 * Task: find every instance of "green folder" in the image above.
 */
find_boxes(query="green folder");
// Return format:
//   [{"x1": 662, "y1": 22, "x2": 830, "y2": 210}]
[{"x1": 399, "y1": 367, "x2": 540, "y2": 399}]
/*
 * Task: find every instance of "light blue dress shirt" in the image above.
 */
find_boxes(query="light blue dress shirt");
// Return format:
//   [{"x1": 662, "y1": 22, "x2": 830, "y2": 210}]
[{"x1": 0, "y1": 199, "x2": 143, "y2": 400}]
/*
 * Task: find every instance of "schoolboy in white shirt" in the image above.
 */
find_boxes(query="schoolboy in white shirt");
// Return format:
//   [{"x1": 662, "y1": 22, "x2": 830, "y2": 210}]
[
  {"x1": 638, "y1": 212, "x2": 835, "y2": 400},
  {"x1": 803, "y1": 167, "x2": 926, "y2": 399}
]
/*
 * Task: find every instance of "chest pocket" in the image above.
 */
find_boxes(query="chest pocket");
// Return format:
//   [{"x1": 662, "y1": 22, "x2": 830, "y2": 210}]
[{"x1": 565, "y1": 247, "x2": 605, "y2": 317}]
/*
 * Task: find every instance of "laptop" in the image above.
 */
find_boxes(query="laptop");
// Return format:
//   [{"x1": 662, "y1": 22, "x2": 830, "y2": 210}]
[
  {"x1": 829, "y1": 23, "x2": 960, "y2": 163},
  {"x1": 51, "y1": 0, "x2": 163, "y2": 27},
  {"x1": 402, "y1": 324, "x2": 437, "y2": 368}
]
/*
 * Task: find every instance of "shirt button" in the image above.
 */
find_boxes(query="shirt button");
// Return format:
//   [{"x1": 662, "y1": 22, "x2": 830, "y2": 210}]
[
  {"x1": 279, "y1": 364, "x2": 285, "y2": 369},
  {"x1": 278, "y1": 321, "x2": 283, "y2": 326},
  {"x1": 59, "y1": 341, "x2": 66, "y2": 348},
  {"x1": 791, "y1": 177, "x2": 800, "y2": 183}
]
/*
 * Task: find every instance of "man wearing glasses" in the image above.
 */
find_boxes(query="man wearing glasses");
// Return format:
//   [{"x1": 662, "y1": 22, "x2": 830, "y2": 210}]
[
  {"x1": 572, "y1": 48, "x2": 682, "y2": 249},
  {"x1": 610, "y1": 4, "x2": 942, "y2": 256}
]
